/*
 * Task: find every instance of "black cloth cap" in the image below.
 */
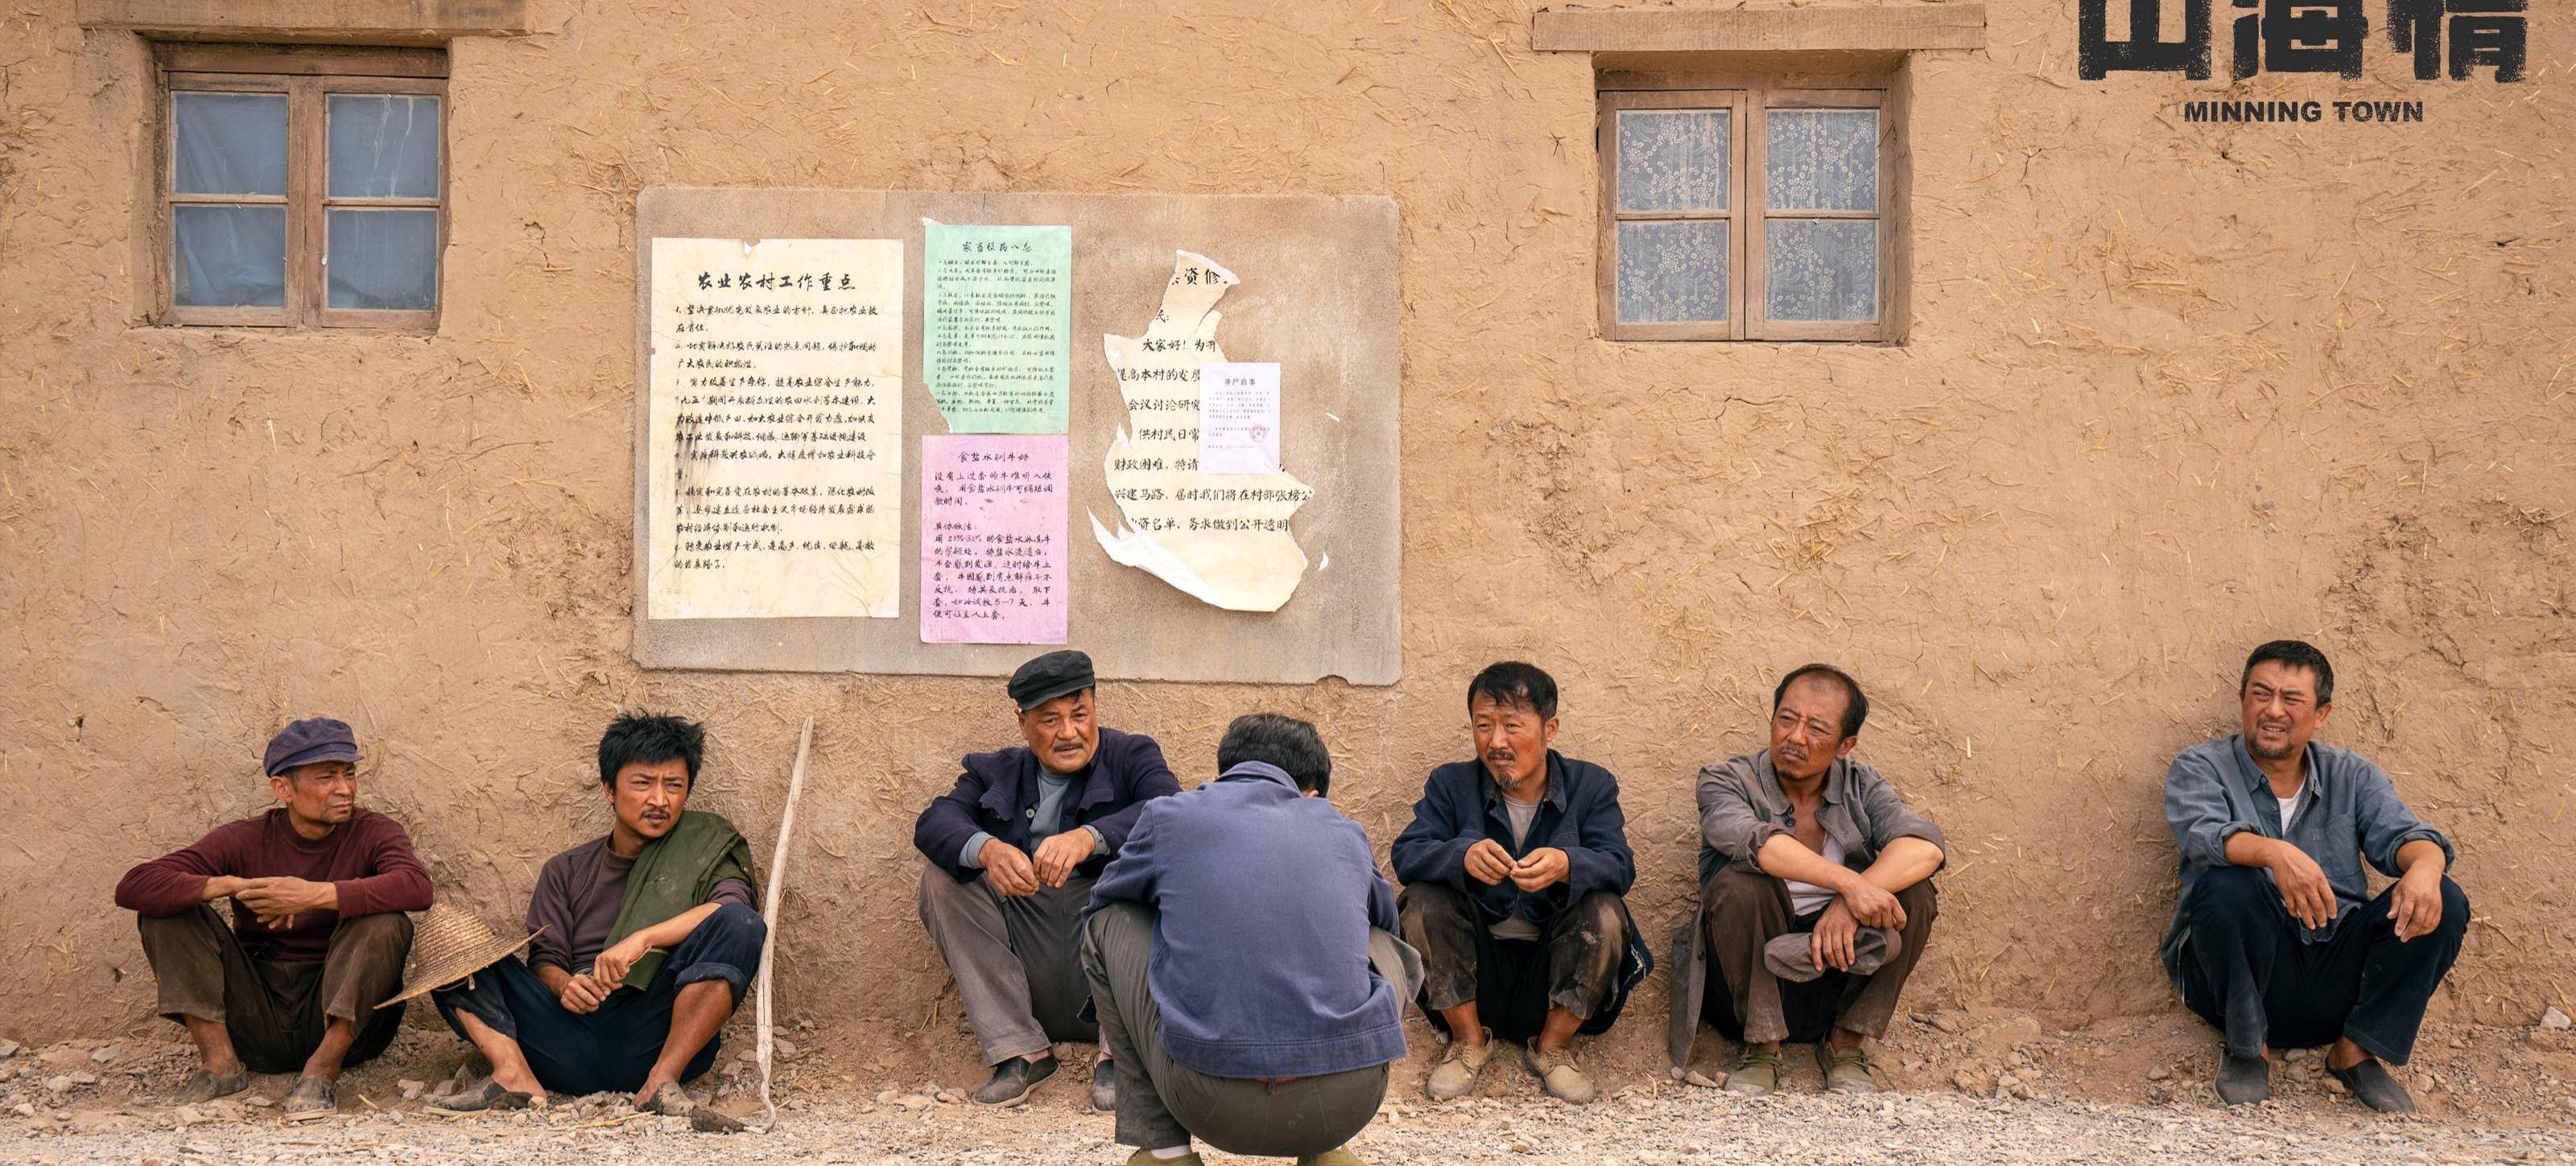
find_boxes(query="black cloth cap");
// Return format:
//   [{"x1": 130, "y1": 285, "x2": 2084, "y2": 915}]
[
  {"x1": 263, "y1": 716, "x2": 361, "y2": 777},
  {"x1": 1009, "y1": 650, "x2": 1096, "y2": 712}
]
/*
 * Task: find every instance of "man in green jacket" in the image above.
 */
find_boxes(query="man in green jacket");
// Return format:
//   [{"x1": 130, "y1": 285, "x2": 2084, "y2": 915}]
[{"x1": 427, "y1": 714, "x2": 764, "y2": 1117}]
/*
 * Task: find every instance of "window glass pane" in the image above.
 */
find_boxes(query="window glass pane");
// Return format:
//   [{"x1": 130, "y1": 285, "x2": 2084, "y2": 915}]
[
  {"x1": 1765, "y1": 109, "x2": 1877, "y2": 212},
  {"x1": 1616, "y1": 109, "x2": 1729, "y2": 213},
  {"x1": 172, "y1": 205, "x2": 287, "y2": 307},
  {"x1": 328, "y1": 94, "x2": 442, "y2": 199},
  {"x1": 1765, "y1": 218, "x2": 1876, "y2": 322},
  {"x1": 1616, "y1": 220, "x2": 1729, "y2": 324},
  {"x1": 172, "y1": 92, "x2": 287, "y2": 196},
  {"x1": 327, "y1": 208, "x2": 439, "y2": 311}
]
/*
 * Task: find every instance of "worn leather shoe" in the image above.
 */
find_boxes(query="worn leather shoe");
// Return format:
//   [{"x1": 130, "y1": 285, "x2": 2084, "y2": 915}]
[
  {"x1": 1090, "y1": 1057, "x2": 1117, "y2": 1112},
  {"x1": 171, "y1": 1069, "x2": 249, "y2": 1106},
  {"x1": 972, "y1": 1054, "x2": 1058, "y2": 1106},
  {"x1": 1425, "y1": 1029, "x2": 1493, "y2": 1100},
  {"x1": 421, "y1": 1077, "x2": 534, "y2": 1114},
  {"x1": 641, "y1": 1082, "x2": 745, "y2": 1131},
  {"x1": 2215, "y1": 1053, "x2": 2271, "y2": 1105},
  {"x1": 2328, "y1": 1056, "x2": 2417, "y2": 1114},
  {"x1": 1121, "y1": 1151, "x2": 1205, "y2": 1166},
  {"x1": 1724, "y1": 1048, "x2": 1782, "y2": 1097},
  {"x1": 1816, "y1": 1043, "x2": 1882, "y2": 1094},
  {"x1": 281, "y1": 1076, "x2": 336, "y2": 1122},
  {"x1": 1295, "y1": 1147, "x2": 1370, "y2": 1166}
]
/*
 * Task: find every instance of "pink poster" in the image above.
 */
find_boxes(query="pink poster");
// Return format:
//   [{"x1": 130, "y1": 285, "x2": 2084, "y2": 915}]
[{"x1": 921, "y1": 434, "x2": 1070, "y2": 645}]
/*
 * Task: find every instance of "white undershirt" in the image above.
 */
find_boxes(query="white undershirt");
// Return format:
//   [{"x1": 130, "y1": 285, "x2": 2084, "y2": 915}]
[
  {"x1": 1785, "y1": 834, "x2": 1847, "y2": 917},
  {"x1": 2277, "y1": 785, "x2": 2304, "y2": 830}
]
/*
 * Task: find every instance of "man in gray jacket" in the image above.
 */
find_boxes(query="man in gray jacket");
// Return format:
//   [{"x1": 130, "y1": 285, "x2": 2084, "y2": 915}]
[
  {"x1": 2162, "y1": 640, "x2": 2464, "y2": 1113},
  {"x1": 1666, "y1": 665, "x2": 1944, "y2": 1096}
]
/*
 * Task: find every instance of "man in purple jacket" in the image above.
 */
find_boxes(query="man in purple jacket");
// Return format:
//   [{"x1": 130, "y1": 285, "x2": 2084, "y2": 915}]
[{"x1": 914, "y1": 650, "x2": 1181, "y2": 1108}]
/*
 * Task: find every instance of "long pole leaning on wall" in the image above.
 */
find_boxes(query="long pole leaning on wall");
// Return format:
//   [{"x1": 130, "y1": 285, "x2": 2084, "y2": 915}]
[{"x1": 752, "y1": 717, "x2": 814, "y2": 1132}]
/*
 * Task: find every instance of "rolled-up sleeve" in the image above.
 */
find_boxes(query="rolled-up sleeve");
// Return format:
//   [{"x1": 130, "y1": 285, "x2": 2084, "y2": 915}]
[
  {"x1": 1697, "y1": 760, "x2": 1778, "y2": 867},
  {"x1": 1854, "y1": 770, "x2": 1946, "y2": 867},
  {"x1": 2350, "y1": 758, "x2": 2454, "y2": 876},
  {"x1": 2165, "y1": 748, "x2": 2256, "y2": 869}
]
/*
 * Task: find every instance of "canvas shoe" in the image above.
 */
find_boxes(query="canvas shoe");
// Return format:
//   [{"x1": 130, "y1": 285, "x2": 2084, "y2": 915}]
[
  {"x1": 1425, "y1": 1030, "x2": 1495, "y2": 1100},
  {"x1": 1525, "y1": 1041, "x2": 1598, "y2": 1104}
]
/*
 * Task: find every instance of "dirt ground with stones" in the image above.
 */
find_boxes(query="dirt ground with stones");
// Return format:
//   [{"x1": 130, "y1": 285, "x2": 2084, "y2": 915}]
[
  {"x1": 6, "y1": 1002, "x2": 2576, "y2": 1162},
  {"x1": 9, "y1": 1091, "x2": 2576, "y2": 1166},
  {"x1": 6, "y1": 0, "x2": 2574, "y2": 1075}
]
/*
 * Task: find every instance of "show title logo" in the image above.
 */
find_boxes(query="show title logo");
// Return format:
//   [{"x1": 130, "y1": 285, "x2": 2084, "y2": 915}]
[{"x1": 2079, "y1": 0, "x2": 2527, "y2": 82}]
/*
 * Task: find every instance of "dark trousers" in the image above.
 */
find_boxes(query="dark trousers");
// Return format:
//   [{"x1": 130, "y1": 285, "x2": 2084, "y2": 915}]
[
  {"x1": 2177, "y1": 865, "x2": 2467, "y2": 1065},
  {"x1": 916, "y1": 863, "x2": 1097, "y2": 1065},
  {"x1": 431, "y1": 902, "x2": 766, "y2": 1096},
  {"x1": 1699, "y1": 868, "x2": 1936, "y2": 1044},
  {"x1": 1083, "y1": 901, "x2": 1405, "y2": 1156},
  {"x1": 1398, "y1": 883, "x2": 1625, "y2": 1043},
  {"x1": 134, "y1": 906, "x2": 411, "y2": 1075}
]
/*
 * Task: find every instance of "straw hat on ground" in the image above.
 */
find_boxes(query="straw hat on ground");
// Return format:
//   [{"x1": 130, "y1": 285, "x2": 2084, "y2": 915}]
[{"x1": 380, "y1": 902, "x2": 543, "y2": 1007}]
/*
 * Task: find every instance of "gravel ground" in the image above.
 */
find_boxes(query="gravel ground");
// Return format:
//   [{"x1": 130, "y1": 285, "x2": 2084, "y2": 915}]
[
  {"x1": 6, "y1": 1087, "x2": 2575, "y2": 1165},
  {"x1": 10, "y1": 1008, "x2": 2575, "y2": 1164}
]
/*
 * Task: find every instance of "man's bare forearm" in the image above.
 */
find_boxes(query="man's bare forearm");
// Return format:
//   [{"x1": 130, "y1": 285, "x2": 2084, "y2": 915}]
[
  {"x1": 2395, "y1": 838, "x2": 2446, "y2": 878},
  {"x1": 1756, "y1": 834, "x2": 1868, "y2": 893},
  {"x1": 1859, "y1": 837, "x2": 1942, "y2": 893},
  {"x1": 2222, "y1": 830, "x2": 2286, "y2": 869},
  {"x1": 631, "y1": 902, "x2": 724, "y2": 951}
]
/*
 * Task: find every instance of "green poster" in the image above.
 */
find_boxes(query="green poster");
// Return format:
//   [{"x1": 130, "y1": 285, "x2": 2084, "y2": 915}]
[{"x1": 923, "y1": 221, "x2": 1072, "y2": 434}]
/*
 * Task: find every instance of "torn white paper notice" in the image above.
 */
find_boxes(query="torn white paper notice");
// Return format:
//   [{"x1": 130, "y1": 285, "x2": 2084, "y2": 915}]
[
  {"x1": 1092, "y1": 251, "x2": 1314, "y2": 612},
  {"x1": 1197, "y1": 361, "x2": 1281, "y2": 476}
]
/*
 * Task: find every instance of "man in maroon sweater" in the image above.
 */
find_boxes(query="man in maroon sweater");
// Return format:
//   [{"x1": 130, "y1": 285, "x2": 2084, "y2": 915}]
[{"x1": 114, "y1": 718, "x2": 431, "y2": 1119}]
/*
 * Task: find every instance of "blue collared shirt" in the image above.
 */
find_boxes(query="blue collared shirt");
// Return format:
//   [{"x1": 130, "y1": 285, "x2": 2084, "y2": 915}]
[{"x1": 2161, "y1": 734, "x2": 2454, "y2": 979}]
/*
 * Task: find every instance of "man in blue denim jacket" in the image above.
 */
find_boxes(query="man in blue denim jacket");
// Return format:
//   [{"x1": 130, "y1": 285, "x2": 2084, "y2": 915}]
[{"x1": 2163, "y1": 640, "x2": 2466, "y2": 1113}]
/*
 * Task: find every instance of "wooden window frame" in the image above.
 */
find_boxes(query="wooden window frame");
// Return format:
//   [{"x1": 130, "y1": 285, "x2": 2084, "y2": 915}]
[
  {"x1": 155, "y1": 44, "x2": 448, "y2": 331},
  {"x1": 1598, "y1": 75, "x2": 1896, "y2": 343},
  {"x1": 1596, "y1": 90, "x2": 1748, "y2": 341}
]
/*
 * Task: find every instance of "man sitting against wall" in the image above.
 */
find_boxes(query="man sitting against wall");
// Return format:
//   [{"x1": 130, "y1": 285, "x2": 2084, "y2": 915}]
[
  {"x1": 2161, "y1": 640, "x2": 2467, "y2": 1113},
  {"x1": 427, "y1": 713, "x2": 765, "y2": 1121},
  {"x1": 914, "y1": 649, "x2": 1181, "y2": 1108},
  {"x1": 1667, "y1": 665, "x2": 1944, "y2": 1096},
  {"x1": 115, "y1": 717, "x2": 431, "y2": 1121},
  {"x1": 1391, "y1": 661, "x2": 1650, "y2": 1104},
  {"x1": 1083, "y1": 712, "x2": 1418, "y2": 1166}
]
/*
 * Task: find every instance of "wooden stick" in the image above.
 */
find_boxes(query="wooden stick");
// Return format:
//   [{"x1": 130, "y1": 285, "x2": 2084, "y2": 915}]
[{"x1": 752, "y1": 717, "x2": 814, "y2": 1132}]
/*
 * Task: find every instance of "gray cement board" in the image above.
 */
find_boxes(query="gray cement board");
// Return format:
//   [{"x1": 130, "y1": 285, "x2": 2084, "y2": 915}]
[{"x1": 631, "y1": 187, "x2": 1402, "y2": 686}]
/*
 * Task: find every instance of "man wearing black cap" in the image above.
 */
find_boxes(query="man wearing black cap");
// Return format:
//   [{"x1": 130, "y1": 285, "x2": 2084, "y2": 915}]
[
  {"x1": 114, "y1": 717, "x2": 431, "y2": 1120},
  {"x1": 914, "y1": 650, "x2": 1181, "y2": 1107}
]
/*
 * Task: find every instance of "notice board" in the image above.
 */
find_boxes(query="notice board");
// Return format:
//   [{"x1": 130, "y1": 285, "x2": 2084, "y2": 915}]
[{"x1": 630, "y1": 187, "x2": 1401, "y2": 685}]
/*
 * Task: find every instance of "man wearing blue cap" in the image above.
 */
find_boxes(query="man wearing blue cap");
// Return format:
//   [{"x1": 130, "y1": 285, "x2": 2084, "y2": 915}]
[
  {"x1": 115, "y1": 717, "x2": 431, "y2": 1120},
  {"x1": 914, "y1": 649, "x2": 1182, "y2": 1108}
]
